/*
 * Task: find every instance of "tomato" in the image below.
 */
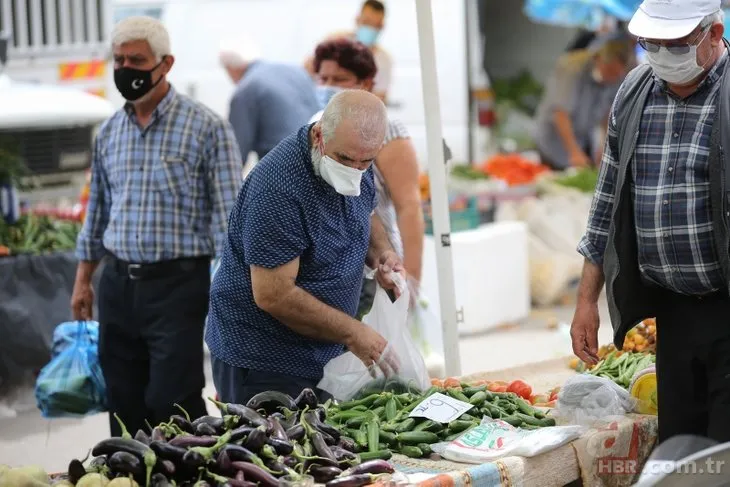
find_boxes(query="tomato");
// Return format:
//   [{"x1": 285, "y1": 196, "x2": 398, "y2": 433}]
[
  {"x1": 430, "y1": 378, "x2": 444, "y2": 387},
  {"x1": 443, "y1": 377, "x2": 462, "y2": 389},
  {"x1": 488, "y1": 383, "x2": 508, "y2": 393},
  {"x1": 507, "y1": 380, "x2": 533, "y2": 400}
]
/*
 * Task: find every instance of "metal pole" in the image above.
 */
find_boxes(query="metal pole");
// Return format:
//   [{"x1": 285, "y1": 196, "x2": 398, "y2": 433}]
[{"x1": 415, "y1": 0, "x2": 462, "y2": 377}]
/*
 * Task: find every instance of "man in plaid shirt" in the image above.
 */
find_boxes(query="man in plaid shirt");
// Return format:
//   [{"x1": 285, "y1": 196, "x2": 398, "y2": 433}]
[
  {"x1": 572, "y1": 0, "x2": 730, "y2": 443},
  {"x1": 72, "y1": 16, "x2": 242, "y2": 436}
]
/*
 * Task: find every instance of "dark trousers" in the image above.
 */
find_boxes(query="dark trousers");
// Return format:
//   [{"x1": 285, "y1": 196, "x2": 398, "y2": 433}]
[
  {"x1": 211, "y1": 356, "x2": 331, "y2": 405},
  {"x1": 98, "y1": 256, "x2": 210, "y2": 436},
  {"x1": 655, "y1": 289, "x2": 730, "y2": 443}
]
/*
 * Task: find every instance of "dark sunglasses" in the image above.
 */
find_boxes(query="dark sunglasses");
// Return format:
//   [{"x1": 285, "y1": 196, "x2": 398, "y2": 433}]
[{"x1": 638, "y1": 26, "x2": 710, "y2": 55}]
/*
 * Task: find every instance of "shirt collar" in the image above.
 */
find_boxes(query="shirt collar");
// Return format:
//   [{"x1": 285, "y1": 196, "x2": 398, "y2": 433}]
[
  {"x1": 124, "y1": 84, "x2": 178, "y2": 121},
  {"x1": 653, "y1": 49, "x2": 728, "y2": 96}
]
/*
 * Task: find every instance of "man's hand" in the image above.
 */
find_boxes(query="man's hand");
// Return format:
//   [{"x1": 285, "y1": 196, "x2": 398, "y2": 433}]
[
  {"x1": 570, "y1": 301, "x2": 600, "y2": 365},
  {"x1": 346, "y1": 326, "x2": 400, "y2": 377},
  {"x1": 71, "y1": 280, "x2": 94, "y2": 321},
  {"x1": 375, "y1": 250, "x2": 405, "y2": 297},
  {"x1": 569, "y1": 150, "x2": 592, "y2": 168}
]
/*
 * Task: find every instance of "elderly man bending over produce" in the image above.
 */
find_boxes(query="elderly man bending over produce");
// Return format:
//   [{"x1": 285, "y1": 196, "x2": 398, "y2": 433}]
[{"x1": 206, "y1": 90, "x2": 404, "y2": 403}]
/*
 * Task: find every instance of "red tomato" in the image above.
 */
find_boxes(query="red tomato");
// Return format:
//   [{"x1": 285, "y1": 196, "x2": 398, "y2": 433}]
[{"x1": 507, "y1": 380, "x2": 533, "y2": 400}]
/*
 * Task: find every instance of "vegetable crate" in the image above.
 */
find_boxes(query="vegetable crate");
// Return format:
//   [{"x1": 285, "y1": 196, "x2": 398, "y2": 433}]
[{"x1": 423, "y1": 196, "x2": 480, "y2": 235}]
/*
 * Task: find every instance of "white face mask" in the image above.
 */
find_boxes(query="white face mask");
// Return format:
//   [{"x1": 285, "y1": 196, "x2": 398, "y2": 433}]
[
  {"x1": 312, "y1": 147, "x2": 366, "y2": 196},
  {"x1": 646, "y1": 30, "x2": 710, "y2": 85}
]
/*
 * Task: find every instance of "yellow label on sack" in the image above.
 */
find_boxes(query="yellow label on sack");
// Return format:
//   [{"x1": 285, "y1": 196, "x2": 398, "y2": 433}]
[{"x1": 630, "y1": 373, "x2": 658, "y2": 415}]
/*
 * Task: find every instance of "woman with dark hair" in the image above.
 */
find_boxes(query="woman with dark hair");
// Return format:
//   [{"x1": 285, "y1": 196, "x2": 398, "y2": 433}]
[{"x1": 310, "y1": 38, "x2": 424, "y2": 317}]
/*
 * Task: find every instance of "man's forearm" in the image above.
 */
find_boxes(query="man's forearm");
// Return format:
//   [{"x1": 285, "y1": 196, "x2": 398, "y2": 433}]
[
  {"x1": 267, "y1": 286, "x2": 362, "y2": 345},
  {"x1": 577, "y1": 259, "x2": 605, "y2": 305},
  {"x1": 554, "y1": 110, "x2": 582, "y2": 155},
  {"x1": 367, "y1": 214, "x2": 394, "y2": 268},
  {"x1": 75, "y1": 260, "x2": 100, "y2": 284}
]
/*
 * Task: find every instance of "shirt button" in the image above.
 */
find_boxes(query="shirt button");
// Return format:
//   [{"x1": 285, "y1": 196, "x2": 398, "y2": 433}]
[
  {"x1": 663, "y1": 232, "x2": 669, "y2": 238},
  {"x1": 663, "y1": 200, "x2": 669, "y2": 205},
  {"x1": 668, "y1": 167, "x2": 674, "y2": 172},
  {"x1": 673, "y1": 132, "x2": 679, "y2": 138}
]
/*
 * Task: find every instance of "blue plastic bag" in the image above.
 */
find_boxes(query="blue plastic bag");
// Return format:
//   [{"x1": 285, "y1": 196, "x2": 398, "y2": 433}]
[{"x1": 35, "y1": 320, "x2": 107, "y2": 418}]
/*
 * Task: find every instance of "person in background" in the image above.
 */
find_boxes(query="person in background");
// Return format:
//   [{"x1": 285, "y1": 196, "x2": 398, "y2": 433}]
[
  {"x1": 310, "y1": 38, "x2": 424, "y2": 317},
  {"x1": 572, "y1": 0, "x2": 730, "y2": 443},
  {"x1": 72, "y1": 16, "x2": 242, "y2": 436},
  {"x1": 305, "y1": 0, "x2": 392, "y2": 101},
  {"x1": 220, "y1": 41, "x2": 319, "y2": 166},
  {"x1": 533, "y1": 32, "x2": 634, "y2": 170},
  {"x1": 205, "y1": 90, "x2": 403, "y2": 403}
]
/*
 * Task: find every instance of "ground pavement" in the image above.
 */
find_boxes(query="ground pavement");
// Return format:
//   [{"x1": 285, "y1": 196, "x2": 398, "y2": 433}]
[{"x1": 0, "y1": 300, "x2": 612, "y2": 472}]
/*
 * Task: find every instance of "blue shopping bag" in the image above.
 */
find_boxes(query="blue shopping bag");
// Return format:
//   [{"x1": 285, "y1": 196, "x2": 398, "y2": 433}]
[{"x1": 35, "y1": 320, "x2": 107, "y2": 418}]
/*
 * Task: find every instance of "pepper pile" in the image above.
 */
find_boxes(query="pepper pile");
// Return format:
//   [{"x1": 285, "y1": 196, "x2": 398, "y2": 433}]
[
  {"x1": 48, "y1": 390, "x2": 395, "y2": 487},
  {"x1": 586, "y1": 351, "x2": 656, "y2": 389},
  {"x1": 325, "y1": 384, "x2": 556, "y2": 460},
  {"x1": 0, "y1": 213, "x2": 81, "y2": 256}
]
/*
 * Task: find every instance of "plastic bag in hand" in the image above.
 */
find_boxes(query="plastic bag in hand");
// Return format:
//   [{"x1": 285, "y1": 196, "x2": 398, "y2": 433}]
[
  {"x1": 35, "y1": 320, "x2": 107, "y2": 418},
  {"x1": 318, "y1": 272, "x2": 430, "y2": 401},
  {"x1": 555, "y1": 375, "x2": 636, "y2": 427}
]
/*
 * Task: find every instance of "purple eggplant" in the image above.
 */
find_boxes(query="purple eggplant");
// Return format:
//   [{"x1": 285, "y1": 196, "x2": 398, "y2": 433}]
[
  {"x1": 282, "y1": 456, "x2": 298, "y2": 468},
  {"x1": 312, "y1": 432, "x2": 337, "y2": 462},
  {"x1": 345, "y1": 459, "x2": 395, "y2": 476},
  {"x1": 229, "y1": 425, "x2": 256, "y2": 443},
  {"x1": 109, "y1": 451, "x2": 144, "y2": 478},
  {"x1": 245, "y1": 391, "x2": 298, "y2": 415},
  {"x1": 309, "y1": 465, "x2": 343, "y2": 483},
  {"x1": 154, "y1": 459, "x2": 176, "y2": 477},
  {"x1": 221, "y1": 444, "x2": 270, "y2": 471},
  {"x1": 222, "y1": 481, "x2": 257, "y2": 487},
  {"x1": 67, "y1": 459, "x2": 86, "y2": 484},
  {"x1": 305, "y1": 410, "x2": 340, "y2": 441},
  {"x1": 285, "y1": 424, "x2": 305, "y2": 442},
  {"x1": 195, "y1": 422, "x2": 218, "y2": 436},
  {"x1": 266, "y1": 437, "x2": 294, "y2": 456},
  {"x1": 169, "y1": 414, "x2": 194, "y2": 434},
  {"x1": 268, "y1": 416, "x2": 288, "y2": 441},
  {"x1": 231, "y1": 461, "x2": 279, "y2": 487},
  {"x1": 209, "y1": 398, "x2": 269, "y2": 428},
  {"x1": 191, "y1": 415, "x2": 225, "y2": 432},
  {"x1": 169, "y1": 434, "x2": 218, "y2": 448},
  {"x1": 216, "y1": 449, "x2": 234, "y2": 476},
  {"x1": 337, "y1": 437, "x2": 357, "y2": 453},
  {"x1": 264, "y1": 458, "x2": 288, "y2": 476},
  {"x1": 182, "y1": 449, "x2": 207, "y2": 468},
  {"x1": 150, "y1": 472, "x2": 174, "y2": 487},
  {"x1": 294, "y1": 388, "x2": 319, "y2": 410},
  {"x1": 151, "y1": 427, "x2": 166, "y2": 442},
  {"x1": 134, "y1": 429, "x2": 151, "y2": 445},
  {"x1": 325, "y1": 474, "x2": 375, "y2": 487},
  {"x1": 241, "y1": 428, "x2": 267, "y2": 451},
  {"x1": 150, "y1": 441, "x2": 187, "y2": 462},
  {"x1": 235, "y1": 471, "x2": 245, "y2": 482}
]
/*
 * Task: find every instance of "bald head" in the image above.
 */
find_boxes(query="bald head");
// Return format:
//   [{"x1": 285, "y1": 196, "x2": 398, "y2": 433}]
[{"x1": 311, "y1": 89, "x2": 387, "y2": 175}]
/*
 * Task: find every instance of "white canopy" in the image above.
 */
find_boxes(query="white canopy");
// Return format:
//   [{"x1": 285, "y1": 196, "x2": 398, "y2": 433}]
[
  {"x1": 0, "y1": 74, "x2": 115, "y2": 129},
  {"x1": 415, "y1": 0, "x2": 462, "y2": 377}
]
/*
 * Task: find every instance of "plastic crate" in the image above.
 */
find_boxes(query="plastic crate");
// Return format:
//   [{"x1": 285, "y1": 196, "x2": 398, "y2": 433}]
[{"x1": 423, "y1": 198, "x2": 481, "y2": 235}]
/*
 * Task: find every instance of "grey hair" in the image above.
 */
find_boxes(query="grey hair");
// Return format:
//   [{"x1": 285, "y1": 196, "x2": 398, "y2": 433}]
[
  {"x1": 701, "y1": 10, "x2": 725, "y2": 28},
  {"x1": 111, "y1": 16, "x2": 171, "y2": 61},
  {"x1": 219, "y1": 39, "x2": 261, "y2": 68},
  {"x1": 319, "y1": 90, "x2": 388, "y2": 148}
]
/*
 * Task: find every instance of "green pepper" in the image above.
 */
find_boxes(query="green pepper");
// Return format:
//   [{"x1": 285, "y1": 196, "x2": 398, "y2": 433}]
[{"x1": 400, "y1": 446, "x2": 424, "y2": 458}]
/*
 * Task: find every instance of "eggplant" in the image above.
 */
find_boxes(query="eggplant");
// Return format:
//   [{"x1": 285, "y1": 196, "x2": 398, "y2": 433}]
[
  {"x1": 169, "y1": 435, "x2": 218, "y2": 448},
  {"x1": 222, "y1": 481, "x2": 256, "y2": 487},
  {"x1": 245, "y1": 391, "x2": 298, "y2": 414},
  {"x1": 215, "y1": 450, "x2": 234, "y2": 476},
  {"x1": 268, "y1": 416, "x2": 288, "y2": 441},
  {"x1": 150, "y1": 441, "x2": 187, "y2": 462},
  {"x1": 109, "y1": 451, "x2": 144, "y2": 477},
  {"x1": 331, "y1": 446, "x2": 358, "y2": 467},
  {"x1": 134, "y1": 429, "x2": 151, "y2": 445},
  {"x1": 309, "y1": 465, "x2": 343, "y2": 484},
  {"x1": 235, "y1": 471, "x2": 245, "y2": 482},
  {"x1": 209, "y1": 399, "x2": 268, "y2": 428},
  {"x1": 337, "y1": 437, "x2": 357, "y2": 453},
  {"x1": 303, "y1": 456, "x2": 340, "y2": 470},
  {"x1": 67, "y1": 459, "x2": 87, "y2": 484},
  {"x1": 150, "y1": 472, "x2": 173, "y2": 487},
  {"x1": 285, "y1": 424, "x2": 305, "y2": 442},
  {"x1": 181, "y1": 449, "x2": 208, "y2": 469},
  {"x1": 294, "y1": 388, "x2": 319, "y2": 410},
  {"x1": 88, "y1": 456, "x2": 107, "y2": 471},
  {"x1": 306, "y1": 410, "x2": 340, "y2": 441},
  {"x1": 91, "y1": 437, "x2": 157, "y2": 487},
  {"x1": 150, "y1": 427, "x2": 166, "y2": 442},
  {"x1": 153, "y1": 459, "x2": 176, "y2": 477},
  {"x1": 324, "y1": 474, "x2": 373, "y2": 487},
  {"x1": 264, "y1": 458, "x2": 287, "y2": 476},
  {"x1": 191, "y1": 415, "x2": 225, "y2": 432},
  {"x1": 241, "y1": 428, "x2": 267, "y2": 452},
  {"x1": 230, "y1": 461, "x2": 279, "y2": 487},
  {"x1": 221, "y1": 445, "x2": 267, "y2": 469},
  {"x1": 169, "y1": 415, "x2": 194, "y2": 434},
  {"x1": 195, "y1": 422, "x2": 218, "y2": 436},
  {"x1": 228, "y1": 426, "x2": 256, "y2": 443},
  {"x1": 265, "y1": 437, "x2": 294, "y2": 456},
  {"x1": 311, "y1": 432, "x2": 337, "y2": 462},
  {"x1": 345, "y1": 460, "x2": 395, "y2": 476},
  {"x1": 282, "y1": 456, "x2": 298, "y2": 468}
]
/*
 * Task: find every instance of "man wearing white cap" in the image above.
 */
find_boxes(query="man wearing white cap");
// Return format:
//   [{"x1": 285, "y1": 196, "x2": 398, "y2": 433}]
[{"x1": 571, "y1": 0, "x2": 730, "y2": 443}]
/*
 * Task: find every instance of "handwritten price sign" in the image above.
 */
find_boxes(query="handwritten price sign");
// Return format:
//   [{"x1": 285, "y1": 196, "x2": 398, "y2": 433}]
[{"x1": 409, "y1": 392, "x2": 474, "y2": 423}]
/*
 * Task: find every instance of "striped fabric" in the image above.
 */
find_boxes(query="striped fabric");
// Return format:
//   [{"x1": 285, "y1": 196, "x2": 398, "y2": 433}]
[
  {"x1": 76, "y1": 86, "x2": 243, "y2": 263},
  {"x1": 373, "y1": 118, "x2": 411, "y2": 258}
]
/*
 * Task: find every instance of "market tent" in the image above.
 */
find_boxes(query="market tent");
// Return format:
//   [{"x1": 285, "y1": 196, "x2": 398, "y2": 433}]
[
  {"x1": 414, "y1": 0, "x2": 462, "y2": 377},
  {"x1": 524, "y1": 0, "x2": 641, "y2": 29}
]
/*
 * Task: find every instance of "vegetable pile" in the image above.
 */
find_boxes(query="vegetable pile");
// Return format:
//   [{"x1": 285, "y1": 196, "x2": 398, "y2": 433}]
[
  {"x1": 44, "y1": 389, "x2": 396, "y2": 487},
  {"x1": 552, "y1": 168, "x2": 599, "y2": 193},
  {"x1": 479, "y1": 153, "x2": 549, "y2": 186},
  {"x1": 585, "y1": 351, "x2": 656, "y2": 390},
  {"x1": 450, "y1": 165, "x2": 489, "y2": 181},
  {"x1": 326, "y1": 382, "x2": 556, "y2": 460},
  {"x1": 0, "y1": 213, "x2": 81, "y2": 256},
  {"x1": 569, "y1": 319, "x2": 657, "y2": 372}
]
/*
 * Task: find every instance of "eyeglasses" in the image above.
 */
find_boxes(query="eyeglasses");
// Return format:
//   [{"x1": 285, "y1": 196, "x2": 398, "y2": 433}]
[{"x1": 638, "y1": 26, "x2": 709, "y2": 55}]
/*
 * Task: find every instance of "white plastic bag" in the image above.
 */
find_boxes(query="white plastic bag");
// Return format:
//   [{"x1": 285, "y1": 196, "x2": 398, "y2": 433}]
[
  {"x1": 318, "y1": 273, "x2": 430, "y2": 401},
  {"x1": 555, "y1": 375, "x2": 637, "y2": 427},
  {"x1": 437, "y1": 417, "x2": 584, "y2": 463},
  {"x1": 407, "y1": 288, "x2": 445, "y2": 379}
]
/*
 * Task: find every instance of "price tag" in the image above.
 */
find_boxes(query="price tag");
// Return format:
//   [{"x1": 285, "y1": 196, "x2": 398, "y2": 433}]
[{"x1": 409, "y1": 392, "x2": 473, "y2": 423}]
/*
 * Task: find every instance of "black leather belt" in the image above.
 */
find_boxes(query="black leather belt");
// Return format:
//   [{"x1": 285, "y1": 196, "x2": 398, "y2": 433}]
[{"x1": 111, "y1": 255, "x2": 210, "y2": 280}]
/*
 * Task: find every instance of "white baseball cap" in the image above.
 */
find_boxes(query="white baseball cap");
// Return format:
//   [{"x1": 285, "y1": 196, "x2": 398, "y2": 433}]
[{"x1": 628, "y1": 0, "x2": 721, "y2": 40}]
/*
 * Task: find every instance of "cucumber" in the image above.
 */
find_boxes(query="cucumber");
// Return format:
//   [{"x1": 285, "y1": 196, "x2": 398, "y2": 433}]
[
  {"x1": 396, "y1": 431, "x2": 439, "y2": 445},
  {"x1": 469, "y1": 391, "x2": 487, "y2": 406},
  {"x1": 378, "y1": 430, "x2": 397, "y2": 446},
  {"x1": 462, "y1": 386, "x2": 487, "y2": 397},
  {"x1": 367, "y1": 420, "x2": 380, "y2": 453},
  {"x1": 501, "y1": 415, "x2": 523, "y2": 427},
  {"x1": 395, "y1": 418, "x2": 417, "y2": 433},
  {"x1": 400, "y1": 446, "x2": 424, "y2": 458},
  {"x1": 447, "y1": 389, "x2": 471, "y2": 403},
  {"x1": 358, "y1": 449, "x2": 392, "y2": 461},
  {"x1": 447, "y1": 420, "x2": 474, "y2": 434},
  {"x1": 417, "y1": 443, "x2": 432, "y2": 456},
  {"x1": 385, "y1": 398, "x2": 398, "y2": 422},
  {"x1": 413, "y1": 420, "x2": 443, "y2": 433}
]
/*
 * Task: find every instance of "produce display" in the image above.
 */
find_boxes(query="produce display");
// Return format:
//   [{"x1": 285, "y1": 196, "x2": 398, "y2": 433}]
[
  {"x1": 479, "y1": 153, "x2": 549, "y2": 186},
  {"x1": 449, "y1": 165, "x2": 489, "y2": 181},
  {"x1": 16, "y1": 389, "x2": 398, "y2": 487},
  {"x1": 569, "y1": 319, "x2": 657, "y2": 372},
  {"x1": 325, "y1": 381, "x2": 557, "y2": 461},
  {"x1": 585, "y1": 351, "x2": 656, "y2": 390},
  {"x1": 0, "y1": 213, "x2": 81, "y2": 256},
  {"x1": 552, "y1": 168, "x2": 599, "y2": 193}
]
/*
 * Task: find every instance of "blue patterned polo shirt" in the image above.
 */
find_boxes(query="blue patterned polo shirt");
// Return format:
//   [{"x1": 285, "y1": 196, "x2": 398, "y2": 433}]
[{"x1": 205, "y1": 124, "x2": 376, "y2": 379}]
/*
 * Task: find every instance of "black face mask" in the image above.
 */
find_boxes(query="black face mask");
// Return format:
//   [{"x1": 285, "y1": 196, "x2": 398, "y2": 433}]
[{"x1": 114, "y1": 59, "x2": 164, "y2": 101}]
